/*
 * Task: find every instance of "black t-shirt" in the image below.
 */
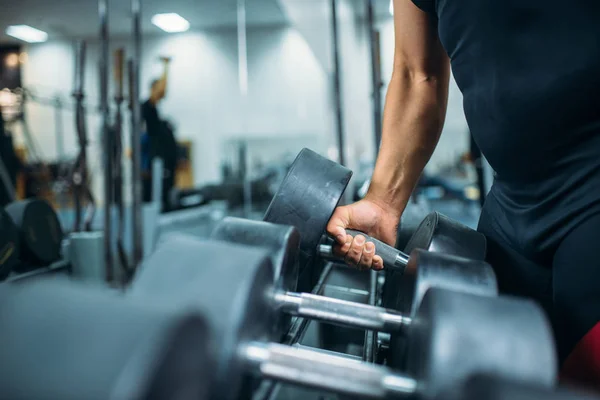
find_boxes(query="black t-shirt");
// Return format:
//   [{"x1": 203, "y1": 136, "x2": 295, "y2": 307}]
[{"x1": 412, "y1": 0, "x2": 600, "y2": 259}]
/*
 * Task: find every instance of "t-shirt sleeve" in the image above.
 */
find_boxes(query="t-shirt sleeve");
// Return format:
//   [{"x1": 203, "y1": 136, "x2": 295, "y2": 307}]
[{"x1": 411, "y1": 0, "x2": 436, "y2": 14}]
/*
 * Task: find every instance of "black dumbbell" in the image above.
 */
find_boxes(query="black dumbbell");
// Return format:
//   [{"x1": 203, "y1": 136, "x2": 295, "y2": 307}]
[
  {"x1": 4, "y1": 199, "x2": 63, "y2": 271},
  {"x1": 130, "y1": 235, "x2": 556, "y2": 400},
  {"x1": 262, "y1": 148, "x2": 487, "y2": 290},
  {"x1": 211, "y1": 217, "x2": 497, "y2": 342},
  {"x1": 0, "y1": 278, "x2": 213, "y2": 400},
  {"x1": 441, "y1": 374, "x2": 600, "y2": 400}
]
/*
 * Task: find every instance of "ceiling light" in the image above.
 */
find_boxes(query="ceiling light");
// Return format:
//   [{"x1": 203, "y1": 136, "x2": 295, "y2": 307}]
[
  {"x1": 151, "y1": 13, "x2": 190, "y2": 33},
  {"x1": 389, "y1": 0, "x2": 394, "y2": 16},
  {"x1": 6, "y1": 25, "x2": 48, "y2": 43}
]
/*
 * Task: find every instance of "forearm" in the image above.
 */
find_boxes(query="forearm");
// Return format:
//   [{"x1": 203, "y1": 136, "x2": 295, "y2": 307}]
[
  {"x1": 367, "y1": 70, "x2": 449, "y2": 215},
  {"x1": 158, "y1": 64, "x2": 169, "y2": 93}
]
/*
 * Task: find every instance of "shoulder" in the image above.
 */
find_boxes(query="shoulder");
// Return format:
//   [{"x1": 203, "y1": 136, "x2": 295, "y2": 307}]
[{"x1": 411, "y1": 0, "x2": 436, "y2": 14}]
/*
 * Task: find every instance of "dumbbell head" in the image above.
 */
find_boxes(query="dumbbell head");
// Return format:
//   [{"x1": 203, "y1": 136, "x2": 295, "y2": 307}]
[
  {"x1": 405, "y1": 211, "x2": 487, "y2": 260},
  {"x1": 402, "y1": 249, "x2": 498, "y2": 316},
  {"x1": 211, "y1": 217, "x2": 300, "y2": 339},
  {"x1": 211, "y1": 217, "x2": 300, "y2": 294},
  {"x1": 130, "y1": 234, "x2": 276, "y2": 400},
  {"x1": 4, "y1": 199, "x2": 63, "y2": 268},
  {"x1": 0, "y1": 278, "x2": 213, "y2": 400},
  {"x1": 263, "y1": 148, "x2": 352, "y2": 274},
  {"x1": 408, "y1": 289, "x2": 557, "y2": 398},
  {"x1": 441, "y1": 374, "x2": 600, "y2": 400}
]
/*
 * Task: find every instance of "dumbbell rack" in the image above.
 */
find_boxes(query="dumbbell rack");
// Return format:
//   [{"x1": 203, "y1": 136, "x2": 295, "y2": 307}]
[{"x1": 253, "y1": 259, "x2": 384, "y2": 400}]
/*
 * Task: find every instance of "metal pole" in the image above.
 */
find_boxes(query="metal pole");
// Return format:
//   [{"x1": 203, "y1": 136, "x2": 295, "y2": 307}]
[
  {"x1": 0, "y1": 157, "x2": 16, "y2": 203},
  {"x1": 237, "y1": 0, "x2": 252, "y2": 217},
  {"x1": 366, "y1": 0, "x2": 383, "y2": 154},
  {"x1": 99, "y1": 0, "x2": 113, "y2": 282},
  {"x1": 130, "y1": 0, "x2": 144, "y2": 266},
  {"x1": 330, "y1": 0, "x2": 346, "y2": 166},
  {"x1": 54, "y1": 97, "x2": 65, "y2": 161}
]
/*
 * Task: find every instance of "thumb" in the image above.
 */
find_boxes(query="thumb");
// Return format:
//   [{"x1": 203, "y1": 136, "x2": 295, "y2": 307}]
[{"x1": 327, "y1": 206, "x2": 351, "y2": 245}]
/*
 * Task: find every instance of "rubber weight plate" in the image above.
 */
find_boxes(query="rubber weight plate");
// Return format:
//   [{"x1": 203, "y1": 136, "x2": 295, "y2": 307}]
[
  {"x1": 0, "y1": 208, "x2": 19, "y2": 280},
  {"x1": 263, "y1": 148, "x2": 352, "y2": 291},
  {"x1": 442, "y1": 374, "x2": 600, "y2": 400},
  {"x1": 5, "y1": 199, "x2": 63, "y2": 268},
  {"x1": 404, "y1": 211, "x2": 486, "y2": 259},
  {"x1": 381, "y1": 211, "x2": 488, "y2": 337},
  {"x1": 130, "y1": 234, "x2": 276, "y2": 400},
  {"x1": 211, "y1": 217, "x2": 300, "y2": 340},
  {"x1": 0, "y1": 279, "x2": 213, "y2": 400},
  {"x1": 407, "y1": 289, "x2": 557, "y2": 398}
]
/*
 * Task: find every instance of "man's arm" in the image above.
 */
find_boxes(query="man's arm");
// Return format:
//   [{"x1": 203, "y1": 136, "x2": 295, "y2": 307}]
[
  {"x1": 150, "y1": 57, "x2": 170, "y2": 101},
  {"x1": 326, "y1": 0, "x2": 450, "y2": 269},
  {"x1": 366, "y1": 0, "x2": 450, "y2": 215}
]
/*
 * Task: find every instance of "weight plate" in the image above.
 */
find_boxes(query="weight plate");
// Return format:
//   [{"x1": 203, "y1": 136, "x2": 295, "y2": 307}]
[
  {"x1": 130, "y1": 234, "x2": 276, "y2": 400},
  {"x1": 381, "y1": 211, "x2": 488, "y2": 344},
  {"x1": 404, "y1": 211, "x2": 487, "y2": 260},
  {"x1": 405, "y1": 249, "x2": 498, "y2": 317},
  {"x1": 406, "y1": 289, "x2": 556, "y2": 398},
  {"x1": 211, "y1": 217, "x2": 301, "y2": 340},
  {"x1": 5, "y1": 199, "x2": 63, "y2": 268},
  {"x1": 443, "y1": 374, "x2": 600, "y2": 400},
  {"x1": 263, "y1": 148, "x2": 352, "y2": 290},
  {"x1": 0, "y1": 208, "x2": 20, "y2": 280},
  {"x1": 0, "y1": 279, "x2": 213, "y2": 400}
]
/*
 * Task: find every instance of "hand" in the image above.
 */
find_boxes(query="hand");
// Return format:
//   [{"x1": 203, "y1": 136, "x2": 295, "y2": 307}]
[{"x1": 326, "y1": 198, "x2": 400, "y2": 271}]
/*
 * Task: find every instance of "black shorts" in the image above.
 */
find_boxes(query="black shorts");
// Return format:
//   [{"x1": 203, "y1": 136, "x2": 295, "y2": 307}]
[{"x1": 478, "y1": 196, "x2": 600, "y2": 364}]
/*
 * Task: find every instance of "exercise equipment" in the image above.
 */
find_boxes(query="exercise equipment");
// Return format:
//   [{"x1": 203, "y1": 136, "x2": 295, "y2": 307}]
[
  {"x1": 211, "y1": 217, "x2": 497, "y2": 340},
  {"x1": 71, "y1": 40, "x2": 96, "y2": 233},
  {"x1": 0, "y1": 208, "x2": 19, "y2": 279},
  {"x1": 4, "y1": 199, "x2": 63, "y2": 269},
  {"x1": 131, "y1": 235, "x2": 556, "y2": 400},
  {"x1": 263, "y1": 148, "x2": 486, "y2": 282},
  {"x1": 442, "y1": 374, "x2": 600, "y2": 400},
  {"x1": 211, "y1": 217, "x2": 300, "y2": 339},
  {"x1": 0, "y1": 278, "x2": 213, "y2": 400}
]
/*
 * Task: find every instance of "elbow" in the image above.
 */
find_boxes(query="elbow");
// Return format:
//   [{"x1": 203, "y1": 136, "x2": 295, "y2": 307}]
[
  {"x1": 391, "y1": 55, "x2": 449, "y2": 89},
  {"x1": 392, "y1": 65, "x2": 444, "y2": 88}
]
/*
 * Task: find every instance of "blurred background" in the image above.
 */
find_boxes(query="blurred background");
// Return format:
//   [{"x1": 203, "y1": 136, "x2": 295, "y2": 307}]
[{"x1": 0, "y1": 0, "x2": 493, "y2": 255}]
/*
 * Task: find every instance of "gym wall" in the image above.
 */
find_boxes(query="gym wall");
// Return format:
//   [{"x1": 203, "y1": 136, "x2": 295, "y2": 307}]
[{"x1": 14, "y1": 6, "x2": 469, "y2": 204}]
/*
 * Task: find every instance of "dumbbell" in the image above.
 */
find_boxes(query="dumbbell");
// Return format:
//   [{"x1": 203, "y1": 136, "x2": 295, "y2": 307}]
[
  {"x1": 211, "y1": 217, "x2": 497, "y2": 342},
  {"x1": 262, "y1": 148, "x2": 487, "y2": 290},
  {"x1": 4, "y1": 199, "x2": 63, "y2": 271},
  {"x1": 442, "y1": 374, "x2": 600, "y2": 400},
  {"x1": 0, "y1": 208, "x2": 20, "y2": 280},
  {"x1": 0, "y1": 278, "x2": 213, "y2": 400},
  {"x1": 130, "y1": 235, "x2": 556, "y2": 400}
]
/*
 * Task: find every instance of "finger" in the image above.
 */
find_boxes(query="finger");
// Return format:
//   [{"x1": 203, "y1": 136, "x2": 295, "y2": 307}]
[
  {"x1": 326, "y1": 208, "x2": 351, "y2": 245},
  {"x1": 345, "y1": 235, "x2": 366, "y2": 266},
  {"x1": 372, "y1": 255, "x2": 384, "y2": 271},
  {"x1": 358, "y1": 241, "x2": 375, "y2": 270},
  {"x1": 333, "y1": 235, "x2": 353, "y2": 258}
]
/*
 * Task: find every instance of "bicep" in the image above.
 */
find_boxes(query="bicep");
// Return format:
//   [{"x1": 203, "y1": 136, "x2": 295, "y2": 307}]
[{"x1": 392, "y1": 0, "x2": 449, "y2": 81}]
